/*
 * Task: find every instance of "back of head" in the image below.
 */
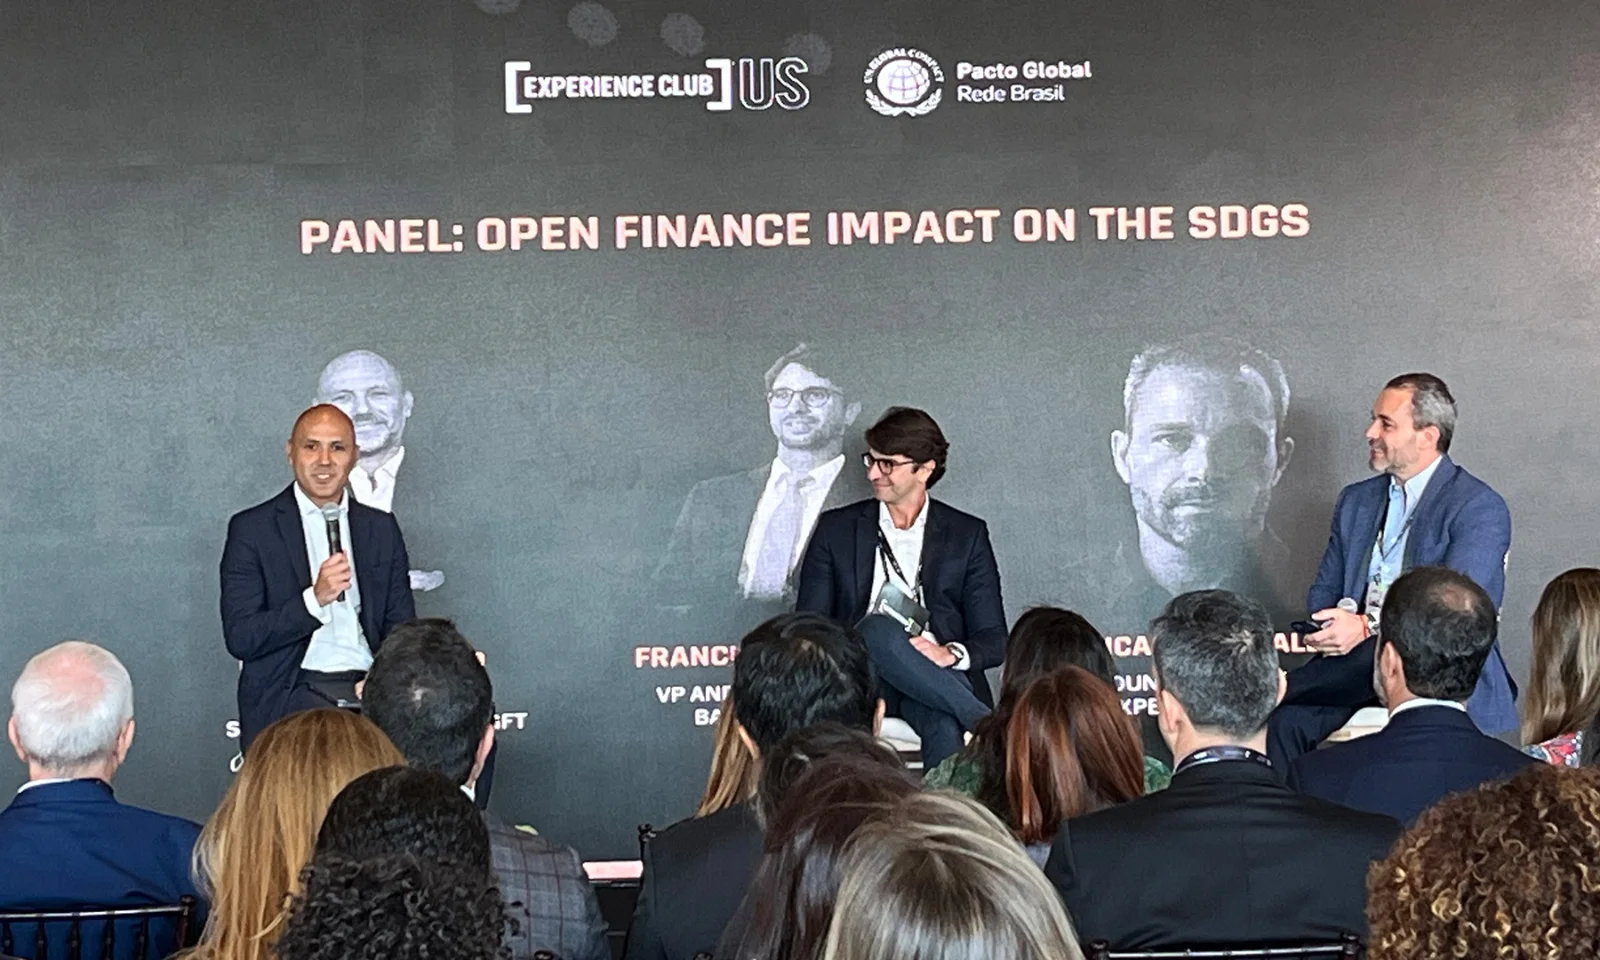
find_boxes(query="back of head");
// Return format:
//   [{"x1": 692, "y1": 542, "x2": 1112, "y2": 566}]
[
  {"x1": 315, "y1": 767, "x2": 490, "y2": 873},
  {"x1": 276, "y1": 855, "x2": 506, "y2": 960},
  {"x1": 755, "y1": 722, "x2": 906, "y2": 824},
  {"x1": 733, "y1": 744, "x2": 919, "y2": 960},
  {"x1": 822, "y1": 793, "x2": 1084, "y2": 960},
  {"x1": 732, "y1": 614, "x2": 878, "y2": 757},
  {"x1": 998, "y1": 608, "x2": 1114, "y2": 701},
  {"x1": 10, "y1": 641, "x2": 134, "y2": 777},
  {"x1": 1002, "y1": 666, "x2": 1144, "y2": 844},
  {"x1": 1379, "y1": 567, "x2": 1497, "y2": 701},
  {"x1": 1150, "y1": 590, "x2": 1279, "y2": 739},
  {"x1": 194, "y1": 709, "x2": 405, "y2": 960},
  {"x1": 863, "y1": 407, "x2": 949, "y2": 487},
  {"x1": 362, "y1": 618, "x2": 492, "y2": 785},
  {"x1": 1367, "y1": 763, "x2": 1600, "y2": 959},
  {"x1": 1523, "y1": 567, "x2": 1600, "y2": 745}
]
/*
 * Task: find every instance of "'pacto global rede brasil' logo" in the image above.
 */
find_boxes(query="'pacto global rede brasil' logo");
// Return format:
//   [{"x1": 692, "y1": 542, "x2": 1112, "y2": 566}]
[{"x1": 864, "y1": 48, "x2": 944, "y2": 117}]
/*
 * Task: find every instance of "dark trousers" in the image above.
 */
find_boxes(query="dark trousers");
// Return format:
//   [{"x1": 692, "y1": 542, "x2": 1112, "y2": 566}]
[
  {"x1": 857, "y1": 615, "x2": 989, "y2": 769},
  {"x1": 1267, "y1": 644, "x2": 1378, "y2": 770}
]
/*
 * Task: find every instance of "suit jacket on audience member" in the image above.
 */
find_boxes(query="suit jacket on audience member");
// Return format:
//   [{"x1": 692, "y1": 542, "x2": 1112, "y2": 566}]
[
  {"x1": 623, "y1": 804, "x2": 763, "y2": 960},
  {"x1": 1044, "y1": 758, "x2": 1401, "y2": 950},
  {"x1": 220, "y1": 484, "x2": 416, "y2": 751},
  {"x1": 487, "y1": 813, "x2": 611, "y2": 960},
  {"x1": 795, "y1": 498, "x2": 1007, "y2": 703},
  {"x1": 1287, "y1": 704, "x2": 1538, "y2": 825},
  {"x1": 0, "y1": 779, "x2": 204, "y2": 959}
]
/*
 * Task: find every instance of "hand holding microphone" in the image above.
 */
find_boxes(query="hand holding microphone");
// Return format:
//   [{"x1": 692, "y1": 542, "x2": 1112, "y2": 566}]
[
  {"x1": 1306, "y1": 598, "x2": 1366, "y2": 656},
  {"x1": 315, "y1": 503, "x2": 350, "y2": 606}
]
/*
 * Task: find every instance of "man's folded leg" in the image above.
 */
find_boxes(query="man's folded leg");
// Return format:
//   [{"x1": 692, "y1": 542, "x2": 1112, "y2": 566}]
[
  {"x1": 857, "y1": 615, "x2": 989, "y2": 730},
  {"x1": 899, "y1": 698, "x2": 965, "y2": 770}
]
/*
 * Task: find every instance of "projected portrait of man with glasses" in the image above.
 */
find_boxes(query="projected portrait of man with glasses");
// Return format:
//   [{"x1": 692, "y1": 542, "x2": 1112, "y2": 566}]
[{"x1": 652, "y1": 344, "x2": 871, "y2": 630}]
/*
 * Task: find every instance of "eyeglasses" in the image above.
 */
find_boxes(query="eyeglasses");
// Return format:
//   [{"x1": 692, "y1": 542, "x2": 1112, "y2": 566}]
[
  {"x1": 768, "y1": 387, "x2": 839, "y2": 407},
  {"x1": 863, "y1": 454, "x2": 920, "y2": 473}
]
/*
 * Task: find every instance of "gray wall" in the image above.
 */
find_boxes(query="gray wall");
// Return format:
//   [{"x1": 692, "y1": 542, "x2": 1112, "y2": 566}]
[{"x1": 2, "y1": 0, "x2": 1597, "y2": 857}]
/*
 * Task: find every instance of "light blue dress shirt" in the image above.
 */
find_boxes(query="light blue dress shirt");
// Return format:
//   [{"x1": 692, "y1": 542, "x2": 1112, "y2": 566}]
[{"x1": 1363, "y1": 454, "x2": 1444, "y2": 620}]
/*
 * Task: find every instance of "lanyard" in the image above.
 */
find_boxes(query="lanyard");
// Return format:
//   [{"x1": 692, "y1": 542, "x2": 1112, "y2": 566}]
[
  {"x1": 1173, "y1": 745, "x2": 1274, "y2": 776},
  {"x1": 875, "y1": 527, "x2": 923, "y2": 604}
]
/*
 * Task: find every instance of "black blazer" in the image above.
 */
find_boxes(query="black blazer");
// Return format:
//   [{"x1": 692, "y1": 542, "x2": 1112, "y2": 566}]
[
  {"x1": 220, "y1": 484, "x2": 415, "y2": 750},
  {"x1": 1044, "y1": 759, "x2": 1401, "y2": 950},
  {"x1": 623, "y1": 805, "x2": 763, "y2": 960},
  {"x1": 794, "y1": 498, "x2": 1007, "y2": 701},
  {"x1": 1287, "y1": 704, "x2": 1538, "y2": 825}
]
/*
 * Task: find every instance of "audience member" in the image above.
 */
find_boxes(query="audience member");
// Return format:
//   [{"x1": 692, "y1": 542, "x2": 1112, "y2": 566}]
[
  {"x1": 361, "y1": 618, "x2": 608, "y2": 960},
  {"x1": 1367, "y1": 763, "x2": 1600, "y2": 959},
  {"x1": 1289, "y1": 567, "x2": 1535, "y2": 824},
  {"x1": 277, "y1": 767, "x2": 506, "y2": 960},
  {"x1": 1045, "y1": 590, "x2": 1400, "y2": 949},
  {"x1": 822, "y1": 792, "x2": 1084, "y2": 960},
  {"x1": 924, "y1": 607, "x2": 1170, "y2": 796},
  {"x1": 1521, "y1": 567, "x2": 1600, "y2": 766},
  {"x1": 695, "y1": 695, "x2": 757, "y2": 817},
  {"x1": 0, "y1": 642, "x2": 203, "y2": 960},
  {"x1": 624, "y1": 612, "x2": 882, "y2": 960},
  {"x1": 719, "y1": 727, "x2": 918, "y2": 960},
  {"x1": 187, "y1": 709, "x2": 403, "y2": 960},
  {"x1": 999, "y1": 666, "x2": 1144, "y2": 864}
]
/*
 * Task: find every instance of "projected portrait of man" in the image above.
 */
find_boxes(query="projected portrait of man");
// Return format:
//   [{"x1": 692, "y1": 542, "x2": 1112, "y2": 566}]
[
  {"x1": 652, "y1": 343, "x2": 872, "y2": 631},
  {"x1": 1090, "y1": 337, "x2": 1300, "y2": 633},
  {"x1": 315, "y1": 349, "x2": 444, "y2": 592}
]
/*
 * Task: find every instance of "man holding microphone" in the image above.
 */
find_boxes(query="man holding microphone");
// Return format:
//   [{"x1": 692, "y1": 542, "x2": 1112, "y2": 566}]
[
  {"x1": 1270, "y1": 374, "x2": 1517, "y2": 764},
  {"x1": 220, "y1": 404, "x2": 416, "y2": 751}
]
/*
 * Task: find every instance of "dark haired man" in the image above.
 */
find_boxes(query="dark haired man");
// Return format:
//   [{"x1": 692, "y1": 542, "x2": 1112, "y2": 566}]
[
  {"x1": 1271, "y1": 373, "x2": 1516, "y2": 765},
  {"x1": 653, "y1": 343, "x2": 870, "y2": 635},
  {"x1": 1045, "y1": 590, "x2": 1400, "y2": 949},
  {"x1": 795, "y1": 407, "x2": 1006, "y2": 768},
  {"x1": 624, "y1": 612, "x2": 883, "y2": 960},
  {"x1": 1288, "y1": 567, "x2": 1536, "y2": 824},
  {"x1": 362, "y1": 619, "x2": 608, "y2": 960}
]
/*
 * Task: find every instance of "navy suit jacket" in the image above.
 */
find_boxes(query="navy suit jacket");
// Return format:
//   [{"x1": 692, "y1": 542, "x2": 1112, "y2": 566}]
[
  {"x1": 1044, "y1": 760, "x2": 1400, "y2": 949},
  {"x1": 1291, "y1": 456, "x2": 1517, "y2": 733},
  {"x1": 0, "y1": 779, "x2": 203, "y2": 959},
  {"x1": 1288, "y1": 704, "x2": 1538, "y2": 825},
  {"x1": 220, "y1": 485, "x2": 415, "y2": 750},
  {"x1": 794, "y1": 498, "x2": 1007, "y2": 701}
]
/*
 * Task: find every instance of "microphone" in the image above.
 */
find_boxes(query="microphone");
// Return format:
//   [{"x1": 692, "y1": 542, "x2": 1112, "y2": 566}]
[{"x1": 320, "y1": 502, "x2": 345, "y2": 602}]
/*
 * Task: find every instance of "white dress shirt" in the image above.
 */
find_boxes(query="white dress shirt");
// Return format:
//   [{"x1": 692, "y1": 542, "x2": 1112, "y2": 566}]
[
  {"x1": 348, "y1": 447, "x2": 405, "y2": 513},
  {"x1": 294, "y1": 485, "x2": 372, "y2": 673},
  {"x1": 868, "y1": 499, "x2": 970, "y2": 670},
  {"x1": 1389, "y1": 696, "x2": 1468, "y2": 718},
  {"x1": 738, "y1": 454, "x2": 846, "y2": 595}
]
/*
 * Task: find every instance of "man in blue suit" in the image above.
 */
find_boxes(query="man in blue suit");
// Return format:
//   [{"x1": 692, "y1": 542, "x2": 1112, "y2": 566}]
[
  {"x1": 795, "y1": 407, "x2": 1006, "y2": 768},
  {"x1": 1271, "y1": 374, "x2": 1516, "y2": 765},
  {"x1": 1288, "y1": 567, "x2": 1536, "y2": 824},
  {"x1": 221, "y1": 405, "x2": 415, "y2": 751},
  {"x1": 1, "y1": 642, "x2": 203, "y2": 958}
]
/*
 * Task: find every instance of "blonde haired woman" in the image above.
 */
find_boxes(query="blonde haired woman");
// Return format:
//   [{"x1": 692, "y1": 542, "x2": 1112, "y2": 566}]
[
  {"x1": 695, "y1": 696, "x2": 756, "y2": 817},
  {"x1": 185, "y1": 709, "x2": 405, "y2": 960},
  {"x1": 1522, "y1": 568, "x2": 1600, "y2": 766},
  {"x1": 821, "y1": 793, "x2": 1084, "y2": 960}
]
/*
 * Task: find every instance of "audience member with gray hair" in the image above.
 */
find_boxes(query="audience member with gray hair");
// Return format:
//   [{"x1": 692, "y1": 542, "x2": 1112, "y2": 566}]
[
  {"x1": 0, "y1": 642, "x2": 204, "y2": 951},
  {"x1": 1044, "y1": 591, "x2": 1400, "y2": 950}
]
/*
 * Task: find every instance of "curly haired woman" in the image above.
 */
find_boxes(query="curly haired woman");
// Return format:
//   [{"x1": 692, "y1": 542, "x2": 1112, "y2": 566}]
[{"x1": 1367, "y1": 763, "x2": 1600, "y2": 959}]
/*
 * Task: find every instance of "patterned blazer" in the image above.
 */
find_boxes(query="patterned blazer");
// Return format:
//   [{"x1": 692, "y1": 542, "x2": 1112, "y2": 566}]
[{"x1": 486, "y1": 812, "x2": 610, "y2": 960}]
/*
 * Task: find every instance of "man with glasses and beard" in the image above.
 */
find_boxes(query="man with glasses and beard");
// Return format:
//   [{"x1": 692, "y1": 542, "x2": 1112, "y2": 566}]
[
  {"x1": 652, "y1": 343, "x2": 871, "y2": 633},
  {"x1": 315, "y1": 349, "x2": 444, "y2": 593}
]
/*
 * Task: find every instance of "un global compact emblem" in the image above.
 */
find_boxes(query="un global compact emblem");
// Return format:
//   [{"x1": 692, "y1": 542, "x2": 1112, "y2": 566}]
[{"x1": 864, "y1": 48, "x2": 944, "y2": 117}]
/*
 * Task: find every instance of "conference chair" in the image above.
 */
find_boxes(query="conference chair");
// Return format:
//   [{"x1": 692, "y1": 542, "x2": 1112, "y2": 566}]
[
  {"x1": 1084, "y1": 933, "x2": 1363, "y2": 960},
  {"x1": 0, "y1": 896, "x2": 198, "y2": 960}
]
